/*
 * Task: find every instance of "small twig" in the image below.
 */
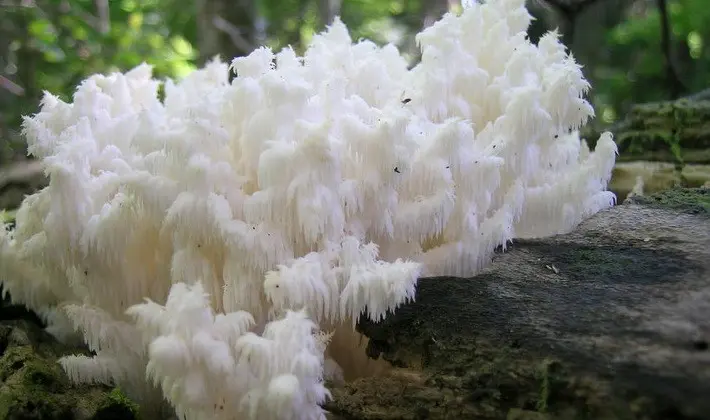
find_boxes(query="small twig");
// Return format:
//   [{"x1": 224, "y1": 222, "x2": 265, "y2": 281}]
[
  {"x1": 0, "y1": 75, "x2": 24, "y2": 96},
  {"x1": 212, "y1": 15, "x2": 254, "y2": 55}
]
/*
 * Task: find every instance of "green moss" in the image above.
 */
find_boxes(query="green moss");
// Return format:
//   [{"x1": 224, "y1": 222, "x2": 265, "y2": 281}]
[
  {"x1": 0, "y1": 345, "x2": 66, "y2": 390},
  {"x1": 0, "y1": 321, "x2": 140, "y2": 420},
  {"x1": 0, "y1": 345, "x2": 75, "y2": 420},
  {"x1": 0, "y1": 209, "x2": 15, "y2": 224},
  {"x1": 0, "y1": 390, "x2": 73, "y2": 420},
  {"x1": 92, "y1": 387, "x2": 140, "y2": 420},
  {"x1": 629, "y1": 187, "x2": 710, "y2": 215},
  {"x1": 346, "y1": 326, "x2": 641, "y2": 419},
  {"x1": 616, "y1": 129, "x2": 673, "y2": 154},
  {"x1": 585, "y1": 99, "x2": 710, "y2": 164},
  {"x1": 535, "y1": 359, "x2": 554, "y2": 413},
  {"x1": 430, "y1": 339, "x2": 636, "y2": 419}
]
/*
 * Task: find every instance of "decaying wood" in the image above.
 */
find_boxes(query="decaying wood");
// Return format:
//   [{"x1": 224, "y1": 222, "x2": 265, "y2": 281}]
[
  {"x1": 583, "y1": 98, "x2": 710, "y2": 164},
  {"x1": 326, "y1": 188, "x2": 710, "y2": 420}
]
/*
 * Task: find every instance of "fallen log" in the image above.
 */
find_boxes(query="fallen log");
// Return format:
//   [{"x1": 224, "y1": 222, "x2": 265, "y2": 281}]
[
  {"x1": 326, "y1": 188, "x2": 710, "y2": 420},
  {"x1": 583, "y1": 99, "x2": 710, "y2": 165}
]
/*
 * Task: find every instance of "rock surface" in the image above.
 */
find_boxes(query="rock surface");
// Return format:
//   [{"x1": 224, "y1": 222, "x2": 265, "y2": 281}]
[{"x1": 325, "y1": 188, "x2": 710, "y2": 420}]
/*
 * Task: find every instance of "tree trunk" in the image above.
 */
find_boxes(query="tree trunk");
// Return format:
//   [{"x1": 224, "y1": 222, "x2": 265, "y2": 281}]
[
  {"x1": 318, "y1": 0, "x2": 343, "y2": 27},
  {"x1": 195, "y1": 0, "x2": 258, "y2": 65}
]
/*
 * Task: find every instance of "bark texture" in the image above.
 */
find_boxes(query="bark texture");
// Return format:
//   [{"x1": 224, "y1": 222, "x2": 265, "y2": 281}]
[{"x1": 326, "y1": 188, "x2": 710, "y2": 420}]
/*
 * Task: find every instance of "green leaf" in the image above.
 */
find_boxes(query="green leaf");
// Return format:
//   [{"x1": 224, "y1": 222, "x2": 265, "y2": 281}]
[{"x1": 28, "y1": 18, "x2": 58, "y2": 44}]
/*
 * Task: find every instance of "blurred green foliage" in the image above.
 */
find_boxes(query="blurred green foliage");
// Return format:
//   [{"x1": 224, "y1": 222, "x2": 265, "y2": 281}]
[
  {"x1": 1, "y1": 0, "x2": 709, "y2": 162},
  {"x1": 25, "y1": 0, "x2": 197, "y2": 84},
  {"x1": 1, "y1": 0, "x2": 198, "y2": 160},
  {"x1": 591, "y1": 0, "x2": 710, "y2": 124},
  {"x1": 257, "y1": 0, "x2": 426, "y2": 57},
  {"x1": 1, "y1": 0, "x2": 432, "y2": 161}
]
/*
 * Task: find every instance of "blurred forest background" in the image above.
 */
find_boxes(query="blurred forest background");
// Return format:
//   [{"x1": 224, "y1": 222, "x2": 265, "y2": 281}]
[{"x1": 0, "y1": 0, "x2": 708, "y2": 163}]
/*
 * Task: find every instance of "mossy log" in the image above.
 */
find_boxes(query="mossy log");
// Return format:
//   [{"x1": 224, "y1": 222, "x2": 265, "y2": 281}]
[
  {"x1": 584, "y1": 99, "x2": 710, "y2": 164},
  {"x1": 610, "y1": 161, "x2": 710, "y2": 200},
  {"x1": 0, "y1": 309, "x2": 140, "y2": 419},
  {"x1": 326, "y1": 188, "x2": 710, "y2": 420}
]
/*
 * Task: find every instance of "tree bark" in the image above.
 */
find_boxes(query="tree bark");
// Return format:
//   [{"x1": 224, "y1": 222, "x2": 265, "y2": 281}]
[
  {"x1": 195, "y1": 0, "x2": 257, "y2": 65},
  {"x1": 318, "y1": 0, "x2": 343, "y2": 27}
]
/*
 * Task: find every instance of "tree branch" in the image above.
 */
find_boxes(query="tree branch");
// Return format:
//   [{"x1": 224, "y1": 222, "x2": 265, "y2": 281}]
[
  {"x1": 317, "y1": 0, "x2": 342, "y2": 27},
  {"x1": 212, "y1": 15, "x2": 255, "y2": 56},
  {"x1": 0, "y1": 76, "x2": 24, "y2": 96}
]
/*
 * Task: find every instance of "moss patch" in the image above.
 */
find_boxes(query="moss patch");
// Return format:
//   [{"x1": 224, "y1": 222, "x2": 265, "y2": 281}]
[
  {"x1": 628, "y1": 187, "x2": 710, "y2": 215},
  {"x1": 0, "y1": 209, "x2": 15, "y2": 225},
  {"x1": 329, "y1": 331, "x2": 654, "y2": 419},
  {"x1": 0, "y1": 343, "x2": 75, "y2": 420},
  {"x1": 584, "y1": 99, "x2": 710, "y2": 164},
  {"x1": 92, "y1": 388, "x2": 140, "y2": 420},
  {"x1": 526, "y1": 242, "x2": 689, "y2": 285},
  {"x1": 0, "y1": 320, "x2": 140, "y2": 420}
]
